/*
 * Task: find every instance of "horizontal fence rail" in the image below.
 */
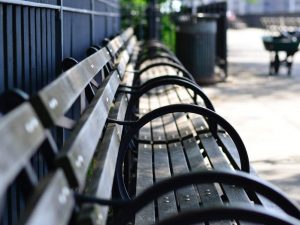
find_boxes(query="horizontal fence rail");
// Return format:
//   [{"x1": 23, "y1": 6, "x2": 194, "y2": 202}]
[{"x1": 0, "y1": 0, "x2": 120, "y2": 96}]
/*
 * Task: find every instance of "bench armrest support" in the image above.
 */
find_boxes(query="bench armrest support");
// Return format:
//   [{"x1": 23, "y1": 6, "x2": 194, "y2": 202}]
[
  {"x1": 116, "y1": 104, "x2": 250, "y2": 199},
  {"x1": 114, "y1": 170, "x2": 300, "y2": 224}
]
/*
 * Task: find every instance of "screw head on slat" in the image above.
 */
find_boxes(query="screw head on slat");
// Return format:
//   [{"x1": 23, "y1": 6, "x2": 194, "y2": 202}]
[
  {"x1": 75, "y1": 155, "x2": 84, "y2": 168},
  {"x1": 49, "y1": 98, "x2": 58, "y2": 109},
  {"x1": 25, "y1": 118, "x2": 39, "y2": 133}
]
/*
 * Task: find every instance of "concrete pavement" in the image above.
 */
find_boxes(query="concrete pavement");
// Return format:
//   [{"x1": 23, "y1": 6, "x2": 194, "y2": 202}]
[{"x1": 203, "y1": 28, "x2": 300, "y2": 205}]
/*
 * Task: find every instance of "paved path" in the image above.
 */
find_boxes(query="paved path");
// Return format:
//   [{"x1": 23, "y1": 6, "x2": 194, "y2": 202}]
[{"x1": 203, "y1": 28, "x2": 300, "y2": 205}]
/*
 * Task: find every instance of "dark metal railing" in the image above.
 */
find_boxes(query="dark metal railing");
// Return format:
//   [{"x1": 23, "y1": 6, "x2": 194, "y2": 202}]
[{"x1": 0, "y1": 0, "x2": 120, "y2": 96}]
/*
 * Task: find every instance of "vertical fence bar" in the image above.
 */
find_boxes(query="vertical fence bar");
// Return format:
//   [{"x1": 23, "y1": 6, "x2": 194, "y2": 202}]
[
  {"x1": 91, "y1": 0, "x2": 95, "y2": 44},
  {"x1": 46, "y1": 9, "x2": 52, "y2": 83},
  {"x1": 35, "y1": 7, "x2": 42, "y2": 89},
  {"x1": 4, "y1": 4, "x2": 14, "y2": 89},
  {"x1": 22, "y1": 6, "x2": 30, "y2": 93},
  {"x1": 0, "y1": 4, "x2": 4, "y2": 93},
  {"x1": 50, "y1": 9, "x2": 55, "y2": 81},
  {"x1": 57, "y1": 0, "x2": 63, "y2": 68},
  {"x1": 29, "y1": 7, "x2": 37, "y2": 93},
  {"x1": 41, "y1": 8, "x2": 47, "y2": 86},
  {"x1": 15, "y1": 5, "x2": 23, "y2": 90}
]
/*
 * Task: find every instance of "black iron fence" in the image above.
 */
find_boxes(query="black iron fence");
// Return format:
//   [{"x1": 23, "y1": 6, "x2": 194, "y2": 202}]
[{"x1": 0, "y1": 0, "x2": 120, "y2": 96}]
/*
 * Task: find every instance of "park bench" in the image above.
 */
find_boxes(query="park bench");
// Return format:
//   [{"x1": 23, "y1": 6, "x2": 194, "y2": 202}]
[{"x1": 0, "y1": 28, "x2": 300, "y2": 225}]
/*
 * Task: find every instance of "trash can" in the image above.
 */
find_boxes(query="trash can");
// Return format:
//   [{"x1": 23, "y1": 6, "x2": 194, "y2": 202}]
[{"x1": 176, "y1": 13, "x2": 219, "y2": 84}]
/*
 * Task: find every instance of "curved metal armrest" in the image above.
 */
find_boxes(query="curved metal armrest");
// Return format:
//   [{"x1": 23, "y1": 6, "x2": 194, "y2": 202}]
[
  {"x1": 116, "y1": 104, "x2": 250, "y2": 199},
  {"x1": 139, "y1": 41, "x2": 175, "y2": 57},
  {"x1": 136, "y1": 53, "x2": 181, "y2": 68},
  {"x1": 127, "y1": 75, "x2": 214, "y2": 112},
  {"x1": 137, "y1": 61, "x2": 195, "y2": 82},
  {"x1": 156, "y1": 205, "x2": 299, "y2": 225},
  {"x1": 74, "y1": 193, "x2": 129, "y2": 207},
  {"x1": 114, "y1": 170, "x2": 300, "y2": 225}
]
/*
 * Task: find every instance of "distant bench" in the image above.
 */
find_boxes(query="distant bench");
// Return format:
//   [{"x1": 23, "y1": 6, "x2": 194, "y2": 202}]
[{"x1": 0, "y1": 27, "x2": 300, "y2": 225}]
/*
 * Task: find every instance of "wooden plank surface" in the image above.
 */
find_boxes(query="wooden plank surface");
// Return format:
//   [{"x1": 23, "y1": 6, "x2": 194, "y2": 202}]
[
  {"x1": 137, "y1": 56, "x2": 255, "y2": 224},
  {"x1": 154, "y1": 85, "x2": 205, "y2": 224},
  {"x1": 153, "y1": 144, "x2": 178, "y2": 220},
  {"x1": 34, "y1": 47, "x2": 111, "y2": 126},
  {"x1": 135, "y1": 143, "x2": 155, "y2": 225},
  {"x1": 20, "y1": 171, "x2": 74, "y2": 225},
  {"x1": 0, "y1": 103, "x2": 45, "y2": 204},
  {"x1": 56, "y1": 72, "x2": 120, "y2": 190}
]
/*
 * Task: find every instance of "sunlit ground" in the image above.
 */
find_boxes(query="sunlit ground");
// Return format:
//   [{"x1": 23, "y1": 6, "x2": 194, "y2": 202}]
[{"x1": 203, "y1": 28, "x2": 300, "y2": 205}]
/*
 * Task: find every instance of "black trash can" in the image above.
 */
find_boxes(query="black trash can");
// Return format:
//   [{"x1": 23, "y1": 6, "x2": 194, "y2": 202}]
[{"x1": 176, "y1": 13, "x2": 219, "y2": 84}]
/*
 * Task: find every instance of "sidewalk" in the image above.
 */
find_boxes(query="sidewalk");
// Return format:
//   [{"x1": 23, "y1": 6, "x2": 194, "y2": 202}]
[{"x1": 203, "y1": 28, "x2": 300, "y2": 205}]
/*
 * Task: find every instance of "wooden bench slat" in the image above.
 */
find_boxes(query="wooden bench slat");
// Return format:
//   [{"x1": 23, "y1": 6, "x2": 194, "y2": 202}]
[
  {"x1": 151, "y1": 118, "x2": 167, "y2": 142},
  {"x1": 199, "y1": 134, "x2": 256, "y2": 225},
  {"x1": 121, "y1": 27, "x2": 134, "y2": 44},
  {"x1": 135, "y1": 143, "x2": 155, "y2": 225},
  {"x1": 117, "y1": 51, "x2": 130, "y2": 78},
  {"x1": 33, "y1": 48, "x2": 111, "y2": 126},
  {"x1": 0, "y1": 103, "x2": 46, "y2": 202},
  {"x1": 139, "y1": 96, "x2": 152, "y2": 142},
  {"x1": 182, "y1": 138, "x2": 232, "y2": 225},
  {"x1": 161, "y1": 114, "x2": 180, "y2": 141},
  {"x1": 150, "y1": 94, "x2": 166, "y2": 142},
  {"x1": 200, "y1": 134, "x2": 252, "y2": 201},
  {"x1": 155, "y1": 92, "x2": 203, "y2": 218},
  {"x1": 153, "y1": 144, "x2": 178, "y2": 221},
  {"x1": 56, "y1": 72, "x2": 120, "y2": 190},
  {"x1": 168, "y1": 143, "x2": 201, "y2": 211},
  {"x1": 20, "y1": 170, "x2": 74, "y2": 225},
  {"x1": 76, "y1": 94, "x2": 131, "y2": 225},
  {"x1": 218, "y1": 134, "x2": 284, "y2": 213},
  {"x1": 155, "y1": 78, "x2": 245, "y2": 225},
  {"x1": 161, "y1": 89, "x2": 230, "y2": 225}
]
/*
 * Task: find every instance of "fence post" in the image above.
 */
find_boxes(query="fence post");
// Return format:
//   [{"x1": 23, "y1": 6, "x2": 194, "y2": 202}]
[{"x1": 147, "y1": 0, "x2": 160, "y2": 40}]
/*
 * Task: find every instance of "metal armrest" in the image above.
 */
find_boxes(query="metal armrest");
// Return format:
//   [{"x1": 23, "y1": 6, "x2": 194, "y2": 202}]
[
  {"x1": 116, "y1": 104, "x2": 250, "y2": 199},
  {"x1": 139, "y1": 41, "x2": 176, "y2": 57},
  {"x1": 114, "y1": 170, "x2": 300, "y2": 224},
  {"x1": 156, "y1": 205, "x2": 299, "y2": 225},
  {"x1": 136, "y1": 53, "x2": 181, "y2": 67},
  {"x1": 136, "y1": 61, "x2": 195, "y2": 81},
  {"x1": 123, "y1": 75, "x2": 214, "y2": 111}
]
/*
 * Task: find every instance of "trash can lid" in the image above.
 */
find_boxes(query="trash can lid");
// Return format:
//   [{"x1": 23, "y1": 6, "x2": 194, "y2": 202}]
[
  {"x1": 175, "y1": 13, "x2": 219, "y2": 24},
  {"x1": 196, "y1": 13, "x2": 219, "y2": 19}
]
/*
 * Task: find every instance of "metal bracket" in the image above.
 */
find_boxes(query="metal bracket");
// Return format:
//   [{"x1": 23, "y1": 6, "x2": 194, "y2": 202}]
[
  {"x1": 61, "y1": 57, "x2": 78, "y2": 72},
  {"x1": 107, "y1": 118, "x2": 137, "y2": 126}
]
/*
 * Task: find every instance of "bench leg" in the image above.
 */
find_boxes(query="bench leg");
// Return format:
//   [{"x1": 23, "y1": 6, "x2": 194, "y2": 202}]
[{"x1": 274, "y1": 52, "x2": 280, "y2": 75}]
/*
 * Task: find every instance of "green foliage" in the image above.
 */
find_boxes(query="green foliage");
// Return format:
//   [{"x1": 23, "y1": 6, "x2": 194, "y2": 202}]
[
  {"x1": 161, "y1": 14, "x2": 176, "y2": 51},
  {"x1": 120, "y1": 0, "x2": 146, "y2": 7},
  {"x1": 246, "y1": 0, "x2": 258, "y2": 3},
  {"x1": 120, "y1": 0, "x2": 176, "y2": 49},
  {"x1": 120, "y1": 0, "x2": 147, "y2": 34}
]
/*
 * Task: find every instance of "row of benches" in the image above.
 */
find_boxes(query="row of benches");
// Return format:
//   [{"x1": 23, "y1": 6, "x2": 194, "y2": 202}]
[
  {"x1": 261, "y1": 17, "x2": 300, "y2": 35},
  {"x1": 0, "y1": 27, "x2": 300, "y2": 225}
]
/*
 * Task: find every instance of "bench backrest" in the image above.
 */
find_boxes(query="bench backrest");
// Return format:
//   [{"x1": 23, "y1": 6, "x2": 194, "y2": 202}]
[
  {"x1": 0, "y1": 27, "x2": 137, "y2": 225},
  {"x1": 0, "y1": 103, "x2": 74, "y2": 225}
]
